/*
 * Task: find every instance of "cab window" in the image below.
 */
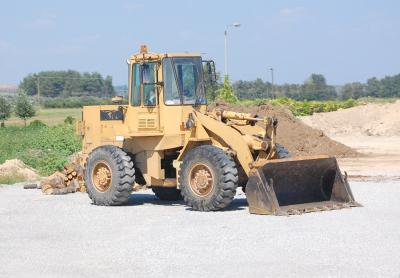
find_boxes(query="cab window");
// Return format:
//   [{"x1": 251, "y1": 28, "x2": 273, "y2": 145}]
[
  {"x1": 142, "y1": 63, "x2": 157, "y2": 106},
  {"x1": 131, "y1": 63, "x2": 140, "y2": 106},
  {"x1": 163, "y1": 58, "x2": 180, "y2": 105},
  {"x1": 162, "y1": 57, "x2": 205, "y2": 106}
]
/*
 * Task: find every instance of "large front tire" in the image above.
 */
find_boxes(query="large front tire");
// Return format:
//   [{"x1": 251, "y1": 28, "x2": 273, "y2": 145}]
[
  {"x1": 85, "y1": 146, "x2": 135, "y2": 206},
  {"x1": 179, "y1": 145, "x2": 238, "y2": 211}
]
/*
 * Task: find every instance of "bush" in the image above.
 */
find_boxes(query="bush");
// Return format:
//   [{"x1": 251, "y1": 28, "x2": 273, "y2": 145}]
[
  {"x1": 64, "y1": 116, "x2": 75, "y2": 125},
  {"x1": 42, "y1": 96, "x2": 112, "y2": 108},
  {"x1": 0, "y1": 96, "x2": 12, "y2": 127},
  {"x1": 29, "y1": 120, "x2": 47, "y2": 127},
  {"x1": 216, "y1": 76, "x2": 238, "y2": 103},
  {"x1": 237, "y1": 97, "x2": 360, "y2": 116}
]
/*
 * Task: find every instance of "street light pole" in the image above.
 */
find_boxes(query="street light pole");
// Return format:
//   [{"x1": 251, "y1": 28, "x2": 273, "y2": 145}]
[
  {"x1": 224, "y1": 29, "x2": 228, "y2": 76},
  {"x1": 224, "y1": 22, "x2": 241, "y2": 77}
]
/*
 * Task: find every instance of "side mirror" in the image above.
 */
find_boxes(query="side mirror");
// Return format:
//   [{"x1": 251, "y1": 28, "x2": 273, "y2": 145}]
[{"x1": 203, "y1": 60, "x2": 217, "y2": 84}]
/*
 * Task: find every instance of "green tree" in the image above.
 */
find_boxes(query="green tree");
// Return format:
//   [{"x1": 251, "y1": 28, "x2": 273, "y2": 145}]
[
  {"x1": 0, "y1": 97, "x2": 12, "y2": 127},
  {"x1": 203, "y1": 66, "x2": 221, "y2": 101},
  {"x1": 104, "y1": 75, "x2": 116, "y2": 97},
  {"x1": 19, "y1": 70, "x2": 115, "y2": 98},
  {"x1": 216, "y1": 76, "x2": 238, "y2": 103},
  {"x1": 341, "y1": 82, "x2": 366, "y2": 99},
  {"x1": 19, "y1": 74, "x2": 38, "y2": 96},
  {"x1": 299, "y1": 74, "x2": 337, "y2": 100},
  {"x1": 365, "y1": 77, "x2": 381, "y2": 97},
  {"x1": 15, "y1": 92, "x2": 35, "y2": 126},
  {"x1": 233, "y1": 78, "x2": 272, "y2": 99}
]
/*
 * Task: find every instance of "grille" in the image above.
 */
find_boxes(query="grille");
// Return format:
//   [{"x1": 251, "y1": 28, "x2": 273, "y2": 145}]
[{"x1": 138, "y1": 118, "x2": 156, "y2": 129}]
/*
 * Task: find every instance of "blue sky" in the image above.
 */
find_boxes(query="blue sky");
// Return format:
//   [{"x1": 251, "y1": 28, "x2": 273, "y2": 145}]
[{"x1": 0, "y1": 0, "x2": 399, "y2": 85}]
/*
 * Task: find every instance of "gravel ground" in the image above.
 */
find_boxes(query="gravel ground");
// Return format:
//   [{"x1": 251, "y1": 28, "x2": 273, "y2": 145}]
[{"x1": 0, "y1": 182, "x2": 399, "y2": 278}]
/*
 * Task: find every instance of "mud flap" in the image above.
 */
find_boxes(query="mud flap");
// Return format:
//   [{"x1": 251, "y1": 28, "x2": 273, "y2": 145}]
[{"x1": 245, "y1": 156, "x2": 361, "y2": 215}]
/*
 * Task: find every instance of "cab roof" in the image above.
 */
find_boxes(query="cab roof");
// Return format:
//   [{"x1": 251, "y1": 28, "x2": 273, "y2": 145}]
[{"x1": 128, "y1": 45, "x2": 201, "y2": 63}]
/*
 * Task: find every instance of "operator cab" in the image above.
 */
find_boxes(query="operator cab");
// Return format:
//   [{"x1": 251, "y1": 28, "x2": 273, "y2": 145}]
[{"x1": 128, "y1": 45, "x2": 216, "y2": 108}]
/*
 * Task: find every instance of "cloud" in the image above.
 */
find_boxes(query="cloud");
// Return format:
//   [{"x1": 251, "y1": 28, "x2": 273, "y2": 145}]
[{"x1": 21, "y1": 14, "x2": 56, "y2": 30}]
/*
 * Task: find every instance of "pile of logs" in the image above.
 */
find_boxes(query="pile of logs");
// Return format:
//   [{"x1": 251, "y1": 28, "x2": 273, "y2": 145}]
[
  {"x1": 40, "y1": 163, "x2": 86, "y2": 195},
  {"x1": 63, "y1": 163, "x2": 85, "y2": 193}
]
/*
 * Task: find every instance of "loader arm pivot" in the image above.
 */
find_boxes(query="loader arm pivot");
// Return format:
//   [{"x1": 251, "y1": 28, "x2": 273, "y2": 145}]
[{"x1": 194, "y1": 111, "x2": 254, "y2": 175}]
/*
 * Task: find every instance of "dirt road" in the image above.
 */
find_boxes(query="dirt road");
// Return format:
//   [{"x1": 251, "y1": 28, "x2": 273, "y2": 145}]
[{"x1": 1, "y1": 182, "x2": 399, "y2": 278}]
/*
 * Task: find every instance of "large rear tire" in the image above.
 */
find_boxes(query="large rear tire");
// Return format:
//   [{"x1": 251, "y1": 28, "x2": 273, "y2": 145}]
[
  {"x1": 152, "y1": 187, "x2": 183, "y2": 201},
  {"x1": 85, "y1": 146, "x2": 135, "y2": 206},
  {"x1": 179, "y1": 145, "x2": 238, "y2": 211}
]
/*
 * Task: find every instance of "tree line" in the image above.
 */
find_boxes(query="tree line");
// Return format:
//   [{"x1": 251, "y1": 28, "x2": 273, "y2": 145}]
[
  {"x1": 19, "y1": 70, "x2": 116, "y2": 98},
  {"x1": 227, "y1": 73, "x2": 400, "y2": 101},
  {"x1": 341, "y1": 74, "x2": 400, "y2": 99},
  {"x1": 17, "y1": 70, "x2": 400, "y2": 103}
]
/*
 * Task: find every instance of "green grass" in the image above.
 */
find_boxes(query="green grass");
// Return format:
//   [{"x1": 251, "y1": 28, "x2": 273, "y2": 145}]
[
  {"x1": 6, "y1": 108, "x2": 81, "y2": 126},
  {"x1": 0, "y1": 124, "x2": 81, "y2": 176},
  {"x1": 237, "y1": 98, "x2": 357, "y2": 116},
  {"x1": 238, "y1": 97, "x2": 398, "y2": 116}
]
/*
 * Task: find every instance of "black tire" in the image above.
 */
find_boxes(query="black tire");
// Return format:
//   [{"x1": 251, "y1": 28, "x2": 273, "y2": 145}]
[
  {"x1": 152, "y1": 187, "x2": 183, "y2": 201},
  {"x1": 276, "y1": 143, "x2": 291, "y2": 158},
  {"x1": 179, "y1": 145, "x2": 238, "y2": 211},
  {"x1": 85, "y1": 145, "x2": 135, "y2": 206}
]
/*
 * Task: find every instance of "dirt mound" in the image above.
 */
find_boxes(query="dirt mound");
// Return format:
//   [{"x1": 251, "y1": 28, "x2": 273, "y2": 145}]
[
  {"x1": 0, "y1": 159, "x2": 40, "y2": 182},
  {"x1": 301, "y1": 101, "x2": 400, "y2": 137},
  {"x1": 208, "y1": 102, "x2": 357, "y2": 157}
]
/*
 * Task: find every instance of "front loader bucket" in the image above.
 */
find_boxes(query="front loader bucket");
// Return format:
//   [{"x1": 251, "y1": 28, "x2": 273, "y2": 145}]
[{"x1": 245, "y1": 156, "x2": 361, "y2": 215}]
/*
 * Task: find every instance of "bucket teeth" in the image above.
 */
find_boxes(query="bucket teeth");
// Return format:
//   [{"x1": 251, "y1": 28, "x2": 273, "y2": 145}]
[
  {"x1": 287, "y1": 209, "x2": 302, "y2": 215},
  {"x1": 305, "y1": 207, "x2": 317, "y2": 213}
]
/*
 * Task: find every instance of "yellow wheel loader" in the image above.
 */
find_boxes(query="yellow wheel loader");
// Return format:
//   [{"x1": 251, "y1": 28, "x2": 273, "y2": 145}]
[{"x1": 76, "y1": 45, "x2": 360, "y2": 215}]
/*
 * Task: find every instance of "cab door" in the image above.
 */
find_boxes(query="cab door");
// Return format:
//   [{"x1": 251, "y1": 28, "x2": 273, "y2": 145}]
[{"x1": 126, "y1": 62, "x2": 160, "y2": 133}]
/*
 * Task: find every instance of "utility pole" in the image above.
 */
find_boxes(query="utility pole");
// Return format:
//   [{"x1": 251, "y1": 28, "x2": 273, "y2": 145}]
[
  {"x1": 224, "y1": 29, "x2": 228, "y2": 77},
  {"x1": 269, "y1": 67, "x2": 274, "y2": 99}
]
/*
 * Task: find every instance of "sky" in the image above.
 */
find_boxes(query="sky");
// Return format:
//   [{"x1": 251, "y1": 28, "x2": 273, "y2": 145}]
[{"x1": 0, "y1": 0, "x2": 399, "y2": 86}]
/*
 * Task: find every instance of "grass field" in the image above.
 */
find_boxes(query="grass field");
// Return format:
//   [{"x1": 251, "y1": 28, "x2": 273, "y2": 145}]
[
  {"x1": 0, "y1": 124, "x2": 81, "y2": 177},
  {"x1": 7, "y1": 108, "x2": 81, "y2": 126}
]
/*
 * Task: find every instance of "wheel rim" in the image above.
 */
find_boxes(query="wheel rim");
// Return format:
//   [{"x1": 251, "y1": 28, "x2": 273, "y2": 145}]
[
  {"x1": 92, "y1": 161, "x2": 112, "y2": 192},
  {"x1": 189, "y1": 163, "x2": 214, "y2": 197}
]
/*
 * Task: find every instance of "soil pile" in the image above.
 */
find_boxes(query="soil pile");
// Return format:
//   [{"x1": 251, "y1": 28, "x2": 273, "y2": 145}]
[
  {"x1": 0, "y1": 159, "x2": 40, "y2": 181},
  {"x1": 301, "y1": 100, "x2": 400, "y2": 137},
  {"x1": 208, "y1": 103, "x2": 357, "y2": 157}
]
